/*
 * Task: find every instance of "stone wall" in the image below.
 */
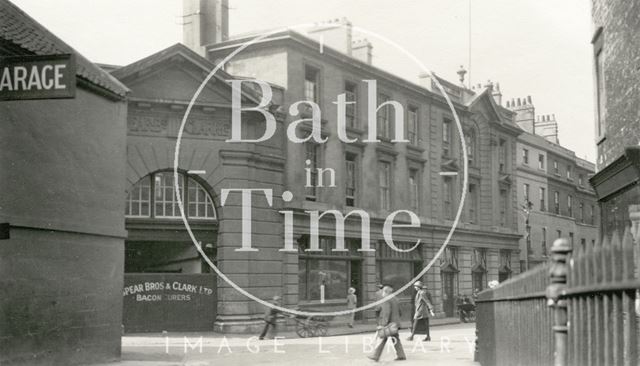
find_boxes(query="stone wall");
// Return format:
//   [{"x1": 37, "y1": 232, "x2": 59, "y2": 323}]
[
  {"x1": 0, "y1": 89, "x2": 127, "y2": 365},
  {"x1": 591, "y1": 0, "x2": 640, "y2": 169}
]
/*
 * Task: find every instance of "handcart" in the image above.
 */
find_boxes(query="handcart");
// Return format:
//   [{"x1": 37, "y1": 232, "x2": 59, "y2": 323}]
[{"x1": 292, "y1": 311, "x2": 334, "y2": 338}]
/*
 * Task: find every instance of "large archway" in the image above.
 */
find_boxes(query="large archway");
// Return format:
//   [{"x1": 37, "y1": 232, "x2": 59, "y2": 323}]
[{"x1": 122, "y1": 170, "x2": 219, "y2": 332}]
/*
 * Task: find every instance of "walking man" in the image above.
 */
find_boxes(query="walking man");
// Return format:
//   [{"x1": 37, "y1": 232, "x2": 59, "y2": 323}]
[
  {"x1": 368, "y1": 285, "x2": 406, "y2": 362},
  {"x1": 373, "y1": 283, "x2": 384, "y2": 319},
  {"x1": 347, "y1": 287, "x2": 357, "y2": 327},
  {"x1": 407, "y1": 281, "x2": 435, "y2": 341},
  {"x1": 259, "y1": 295, "x2": 281, "y2": 340}
]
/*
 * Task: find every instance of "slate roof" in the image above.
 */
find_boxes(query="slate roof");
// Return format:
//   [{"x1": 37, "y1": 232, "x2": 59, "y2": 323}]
[{"x1": 0, "y1": 0, "x2": 128, "y2": 98}]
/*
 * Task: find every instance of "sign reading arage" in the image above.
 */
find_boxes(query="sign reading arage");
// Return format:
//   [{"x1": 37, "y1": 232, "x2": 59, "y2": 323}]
[{"x1": 0, "y1": 54, "x2": 76, "y2": 101}]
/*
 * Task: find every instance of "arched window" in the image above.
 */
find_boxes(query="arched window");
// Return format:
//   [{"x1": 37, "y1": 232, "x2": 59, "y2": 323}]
[{"x1": 125, "y1": 171, "x2": 216, "y2": 219}]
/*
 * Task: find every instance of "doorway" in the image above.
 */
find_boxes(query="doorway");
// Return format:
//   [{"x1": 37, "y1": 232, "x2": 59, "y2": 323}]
[
  {"x1": 442, "y1": 271, "x2": 456, "y2": 317},
  {"x1": 350, "y1": 259, "x2": 363, "y2": 320}
]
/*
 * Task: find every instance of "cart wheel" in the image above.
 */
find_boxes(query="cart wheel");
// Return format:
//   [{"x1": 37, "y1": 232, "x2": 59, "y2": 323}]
[
  {"x1": 296, "y1": 322, "x2": 309, "y2": 338},
  {"x1": 316, "y1": 322, "x2": 328, "y2": 337}
]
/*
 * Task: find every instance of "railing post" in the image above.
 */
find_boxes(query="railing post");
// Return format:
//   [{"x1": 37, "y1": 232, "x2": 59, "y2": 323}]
[{"x1": 547, "y1": 238, "x2": 571, "y2": 366}]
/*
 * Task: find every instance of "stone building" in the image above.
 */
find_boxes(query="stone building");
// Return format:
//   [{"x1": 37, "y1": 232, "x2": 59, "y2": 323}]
[
  {"x1": 589, "y1": 0, "x2": 640, "y2": 245},
  {"x1": 105, "y1": 1, "x2": 528, "y2": 332},
  {"x1": 207, "y1": 22, "x2": 524, "y2": 320},
  {"x1": 506, "y1": 97, "x2": 599, "y2": 270},
  {"x1": 0, "y1": 0, "x2": 129, "y2": 364},
  {"x1": 111, "y1": 0, "x2": 526, "y2": 332}
]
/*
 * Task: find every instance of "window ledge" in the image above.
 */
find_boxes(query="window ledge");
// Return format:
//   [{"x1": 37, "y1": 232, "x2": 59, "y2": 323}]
[
  {"x1": 406, "y1": 144, "x2": 425, "y2": 154},
  {"x1": 375, "y1": 142, "x2": 398, "y2": 157}
]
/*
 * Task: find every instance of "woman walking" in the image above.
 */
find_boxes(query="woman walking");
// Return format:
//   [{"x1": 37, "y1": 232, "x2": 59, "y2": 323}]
[{"x1": 407, "y1": 281, "x2": 435, "y2": 341}]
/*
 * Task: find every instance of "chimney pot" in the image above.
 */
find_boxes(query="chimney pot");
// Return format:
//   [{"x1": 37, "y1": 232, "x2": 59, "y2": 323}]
[{"x1": 182, "y1": 0, "x2": 229, "y2": 56}]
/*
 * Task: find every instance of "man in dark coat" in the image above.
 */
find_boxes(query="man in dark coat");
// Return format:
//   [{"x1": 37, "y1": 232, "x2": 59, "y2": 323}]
[
  {"x1": 259, "y1": 295, "x2": 281, "y2": 340},
  {"x1": 368, "y1": 285, "x2": 407, "y2": 362}
]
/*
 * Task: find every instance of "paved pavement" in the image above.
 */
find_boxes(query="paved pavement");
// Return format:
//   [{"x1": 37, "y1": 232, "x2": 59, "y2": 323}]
[{"x1": 93, "y1": 322, "x2": 479, "y2": 366}]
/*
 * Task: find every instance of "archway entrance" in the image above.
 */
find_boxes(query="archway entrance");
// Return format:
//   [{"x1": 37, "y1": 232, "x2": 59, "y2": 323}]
[{"x1": 122, "y1": 171, "x2": 218, "y2": 332}]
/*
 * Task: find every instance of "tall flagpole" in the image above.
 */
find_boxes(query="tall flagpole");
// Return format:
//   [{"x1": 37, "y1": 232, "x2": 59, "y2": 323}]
[{"x1": 468, "y1": 0, "x2": 472, "y2": 88}]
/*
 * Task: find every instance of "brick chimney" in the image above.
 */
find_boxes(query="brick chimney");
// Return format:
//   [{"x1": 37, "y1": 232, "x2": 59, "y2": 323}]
[
  {"x1": 506, "y1": 95, "x2": 535, "y2": 134},
  {"x1": 183, "y1": 0, "x2": 229, "y2": 56}
]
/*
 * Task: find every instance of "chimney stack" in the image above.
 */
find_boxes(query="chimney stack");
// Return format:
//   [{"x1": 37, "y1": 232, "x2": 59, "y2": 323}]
[
  {"x1": 306, "y1": 18, "x2": 353, "y2": 56},
  {"x1": 183, "y1": 0, "x2": 229, "y2": 56},
  {"x1": 351, "y1": 38, "x2": 373, "y2": 65},
  {"x1": 535, "y1": 113, "x2": 560, "y2": 144},
  {"x1": 506, "y1": 95, "x2": 535, "y2": 134},
  {"x1": 418, "y1": 71, "x2": 436, "y2": 91},
  {"x1": 492, "y1": 82, "x2": 502, "y2": 106}
]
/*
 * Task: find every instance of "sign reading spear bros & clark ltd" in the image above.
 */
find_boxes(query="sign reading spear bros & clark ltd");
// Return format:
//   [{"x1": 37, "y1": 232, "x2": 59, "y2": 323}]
[
  {"x1": 122, "y1": 274, "x2": 217, "y2": 332},
  {"x1": 0, "y1": 54, "x2": 76, "y2": 100}
]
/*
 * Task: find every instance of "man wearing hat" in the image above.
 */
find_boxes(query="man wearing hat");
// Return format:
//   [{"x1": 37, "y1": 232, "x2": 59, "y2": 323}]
[
  {"x1": 407, "y1": 281, "x2": 435, "y2": 341},
  {"x1": 259, "y1": 295, "x2": 282, "y2": 340},
  {"x1": 373, "y1": 283, "x2": 384, "y2": 319}
]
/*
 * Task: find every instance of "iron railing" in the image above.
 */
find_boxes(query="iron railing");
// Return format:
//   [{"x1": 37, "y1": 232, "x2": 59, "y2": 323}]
[
  {"x1": 476, "y1": 260, "x2": 553, "y2": 365},
  {"x1": 477, "y1": 228, "x2": 640, "y2": 366}
]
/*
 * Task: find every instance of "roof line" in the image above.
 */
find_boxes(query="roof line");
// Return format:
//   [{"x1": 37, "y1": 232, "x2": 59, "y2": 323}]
[
  {"x1": 0, "y1": 0, "x2": 129, "y2": 98},
  {"x1": 207, "y1": 29, "x2": 470, "y2": 110}
]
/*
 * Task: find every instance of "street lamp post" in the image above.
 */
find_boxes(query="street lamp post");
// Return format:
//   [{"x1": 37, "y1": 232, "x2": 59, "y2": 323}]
[{"x1": 522, "y1": 200, "x2": 533, "y2": 271}]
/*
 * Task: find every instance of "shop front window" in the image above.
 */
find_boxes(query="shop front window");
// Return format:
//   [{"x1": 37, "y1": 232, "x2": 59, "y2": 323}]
[
  {"x1": 299, "y1": 259, "x2": 348, "y2": 301},
  {"x1": 298, "y1": 237, "x2": 361, "y2": 302},
  {"x1": 376, "y1": 241, "x2": 423, "y2": 298},
  {"x1": 601, "y1": 185, "x2": 640, "y2": 239}
]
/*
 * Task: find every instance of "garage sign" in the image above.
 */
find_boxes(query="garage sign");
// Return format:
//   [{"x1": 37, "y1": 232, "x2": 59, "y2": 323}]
[{"x1": 0, "y1": 54, "x2": 76, "y2": 100}]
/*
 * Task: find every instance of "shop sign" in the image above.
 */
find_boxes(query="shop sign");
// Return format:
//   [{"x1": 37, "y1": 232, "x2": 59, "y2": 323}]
[{"x1": 0, "y1": 54, "x2": 76, "y2": 100}]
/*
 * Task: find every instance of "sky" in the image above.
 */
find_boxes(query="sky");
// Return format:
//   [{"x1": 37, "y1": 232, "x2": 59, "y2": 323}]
[{"x1": 11, "y1": 0, "x2": 596, "y2": 161}]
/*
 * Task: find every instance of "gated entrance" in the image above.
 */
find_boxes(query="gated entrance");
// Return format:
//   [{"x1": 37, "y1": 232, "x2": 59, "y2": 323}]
[{"x1": 123, "y1": 273, "x2": 217, "y2": 333}]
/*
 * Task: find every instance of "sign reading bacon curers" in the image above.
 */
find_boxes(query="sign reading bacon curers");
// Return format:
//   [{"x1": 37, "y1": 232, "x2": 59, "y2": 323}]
[{"x1": 0, "y1": 54, "x2": 76, "y2": 101}]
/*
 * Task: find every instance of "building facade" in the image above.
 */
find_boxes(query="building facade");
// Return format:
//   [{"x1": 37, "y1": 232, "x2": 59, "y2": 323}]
[
  {"x1": 109, "y1": 2, "x2": 525, "y2": 333},
  {"x1": 207, "y1": 23, "x2": 524, "y2": 322},
  {"x1": 507, "y1": 97, "x2": 599, "y2": 269}
]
